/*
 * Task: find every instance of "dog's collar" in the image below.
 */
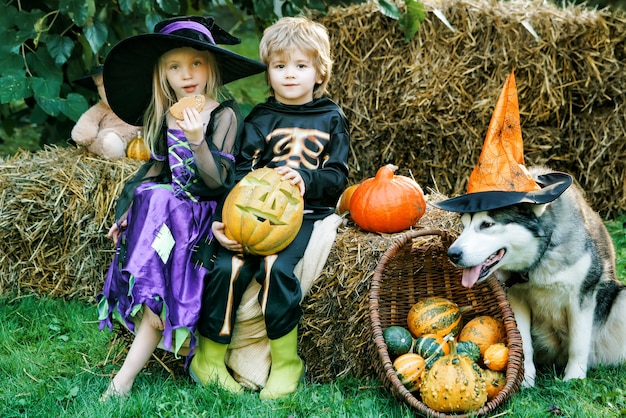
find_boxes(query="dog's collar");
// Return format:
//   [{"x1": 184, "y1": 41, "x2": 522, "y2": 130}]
[{"x1": 505, "y1": 272, "x2": 530, "y2": 287}]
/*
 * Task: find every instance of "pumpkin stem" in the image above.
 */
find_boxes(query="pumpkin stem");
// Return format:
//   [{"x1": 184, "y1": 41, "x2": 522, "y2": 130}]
[
  {"x1": 446, "y1": 334, "x2": 458, "y2": 356},
  {"x1": 385, "y1": 163, "x2": 398, "y2": 172}
]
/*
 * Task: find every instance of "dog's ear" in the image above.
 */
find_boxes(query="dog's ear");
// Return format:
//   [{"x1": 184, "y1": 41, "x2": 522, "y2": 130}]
[{"x1": 532, "y1": 203, "x2": 548, "y2": 217}]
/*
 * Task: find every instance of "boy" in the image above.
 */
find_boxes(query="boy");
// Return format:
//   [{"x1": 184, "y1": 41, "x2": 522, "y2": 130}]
[{"x1": 191, "y1": 16, "x2": 350, "y2": 399}]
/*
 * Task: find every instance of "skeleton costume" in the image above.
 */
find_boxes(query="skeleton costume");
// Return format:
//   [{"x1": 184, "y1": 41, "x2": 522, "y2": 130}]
[
  {"x1": 96, "y1": 16, "x2": 265, "y2": 357},
  {"x1": 197, "y1": 96, "x2": 350, "y2": 343}
]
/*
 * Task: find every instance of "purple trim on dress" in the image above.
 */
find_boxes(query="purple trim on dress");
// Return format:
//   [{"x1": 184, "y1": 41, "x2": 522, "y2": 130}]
[
  {"x1": 213, "y1": 150, "x2": 236, "y2": 163},
  {"x1": 159, "y1": 21, "x2": 215, "y2": 44}
]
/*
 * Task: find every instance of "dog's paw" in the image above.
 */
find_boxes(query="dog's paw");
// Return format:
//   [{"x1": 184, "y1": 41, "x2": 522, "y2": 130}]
[
  {"x1": 563, "y1": 363, "x2": 587, "y2": 381},
  {"x1": 521, "y1": 362, "x2": 536, "y2": 388},
  {"x1": 521, "y1": 374, "x2": 536, "y2": 388}
]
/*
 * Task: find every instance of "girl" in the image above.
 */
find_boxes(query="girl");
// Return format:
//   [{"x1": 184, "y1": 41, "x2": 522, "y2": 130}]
[{"x1": 96, "y1": 16, "x2": 265, "y2": 399}]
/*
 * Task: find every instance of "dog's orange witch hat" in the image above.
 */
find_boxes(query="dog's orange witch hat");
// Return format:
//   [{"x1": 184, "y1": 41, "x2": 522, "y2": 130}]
[{"x1": 434, "y1": 70, "x2": 572, "y2": 213}]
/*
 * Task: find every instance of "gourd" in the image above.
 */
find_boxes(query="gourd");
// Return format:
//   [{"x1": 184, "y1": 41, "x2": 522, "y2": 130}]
[
  {"x1": 456, "y1": 340, "x2": 482, "y2": 363},
  {"x1": 482, "y1": 368, "x2": 507, "y2": 400},
  {"x1": 458, "y1": 315, "x2": 506, "y2": 356},
  {"x1": 336, "y1": 184, "x2": 359, "y2": 216},
  {"x1": 383, "y1": 326, "x2": 414, "y2": 358},
  {"x1": 406, "y1": 297, "x2": 463, "y2": 339},
  {"x1": 421, "y1": 339, "x2": 488, "y2": 413},
  {"x1": 222, "y1": 167, "x2": 304, "y2": 255},
  {"x1": 349, "y1": 164, "x2": 426, "y2": 233},
  {"x1": 126, "y1": 131, "x2": 150, "y2": 161},
  {"x1": 393, "y1": 353, "x2": 426, "y2": 392},
  {"x1": 483, "y1": 343, "x2": 509, "y2": 371},
  {"x1": 413, "y1": 334, "x2": 450, "y2": 366}
]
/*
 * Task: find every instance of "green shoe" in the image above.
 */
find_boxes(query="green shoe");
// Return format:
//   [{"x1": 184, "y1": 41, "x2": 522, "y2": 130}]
[
  {"x1": 260, "y1": 326, "x2": 305, "y2": 400},
  {"x1": 190, "y1": 335, "x2": 243, "y2": 394}
]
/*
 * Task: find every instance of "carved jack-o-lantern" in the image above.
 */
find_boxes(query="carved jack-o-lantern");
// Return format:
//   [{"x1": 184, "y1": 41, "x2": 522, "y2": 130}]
[{"x1": 222, "y1": 167, "x2": 304, "y2": 256}]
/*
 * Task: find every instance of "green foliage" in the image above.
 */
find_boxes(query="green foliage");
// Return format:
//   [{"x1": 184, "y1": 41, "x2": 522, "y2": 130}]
[
  {"x1": 0, "y1": 0, "x2": 363, "y2": 150},
  {"x1": 377, "y1": 0, "x2": 425, "y2": 43}
]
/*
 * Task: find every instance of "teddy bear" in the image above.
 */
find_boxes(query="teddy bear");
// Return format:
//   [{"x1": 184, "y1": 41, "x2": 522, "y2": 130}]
[{"x1": 71, "y1": 66, "x2": 140, "y2": 159}]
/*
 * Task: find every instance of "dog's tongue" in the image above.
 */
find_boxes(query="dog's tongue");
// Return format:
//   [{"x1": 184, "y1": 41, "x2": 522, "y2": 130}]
[{"x1": 461, "y1": 266, "x2": 481, "y2": 288}]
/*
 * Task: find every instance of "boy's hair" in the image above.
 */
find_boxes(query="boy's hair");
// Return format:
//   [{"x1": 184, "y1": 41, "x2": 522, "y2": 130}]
[
  {"x1": 143, "y1": 49, "x2": 220, "y2": 151},
  {"x1": 259, "y1": 16, "x2": 332, "y2": 99}
]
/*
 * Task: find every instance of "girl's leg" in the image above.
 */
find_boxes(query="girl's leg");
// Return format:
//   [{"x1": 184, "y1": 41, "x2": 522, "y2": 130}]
[{"x1": 101, "y1": 305, "x2": 163, "y2": 399}]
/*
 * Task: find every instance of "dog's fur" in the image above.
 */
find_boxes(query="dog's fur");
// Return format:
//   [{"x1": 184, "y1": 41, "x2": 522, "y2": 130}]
[{"x1": 447, "y1": 166, "x2": 626, "y2": 387}]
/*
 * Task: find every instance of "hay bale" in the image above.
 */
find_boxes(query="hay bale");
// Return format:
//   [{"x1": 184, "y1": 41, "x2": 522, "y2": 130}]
[
  {"x1": 0, "y1": 146, "x2": 140, "y2": 300},
  {"x1": 317, "y1": 0, "x2": 626, "y2": 217}
]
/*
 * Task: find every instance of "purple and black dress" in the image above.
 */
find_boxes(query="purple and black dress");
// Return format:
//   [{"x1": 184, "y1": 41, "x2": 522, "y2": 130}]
[{"x1": 98, "y1": 102, "x2": 240, "y2": 356}]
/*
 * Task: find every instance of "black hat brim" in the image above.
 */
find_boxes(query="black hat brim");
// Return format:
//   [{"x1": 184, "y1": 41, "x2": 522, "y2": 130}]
[
  {"x1": 72, "y1": 65, "x2": 104, "y2": 91},
  {"x1": 432, "y1": 172, "x2": 573, "y2": 213},
  {"x1": 103, "y1": 34, "x2": 266, "y2": 126}
]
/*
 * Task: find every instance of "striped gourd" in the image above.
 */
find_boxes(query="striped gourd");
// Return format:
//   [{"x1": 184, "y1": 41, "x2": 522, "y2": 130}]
[{"x1": 406, "y1": 297, "x2": 463, "y2": 339}]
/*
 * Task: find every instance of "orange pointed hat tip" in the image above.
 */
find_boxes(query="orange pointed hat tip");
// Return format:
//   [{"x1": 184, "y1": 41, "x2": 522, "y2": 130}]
[{"x1": 466, "y1": 70, "x2": 541, "y2": 194}]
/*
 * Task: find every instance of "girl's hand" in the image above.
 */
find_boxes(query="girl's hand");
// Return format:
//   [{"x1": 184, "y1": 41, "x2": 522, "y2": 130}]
[
  {"x1": 107, "y1": 219, "x2": 127, "y2": 246},
  {"x1": 176, "y1": 107, "x2": 204, "y2": 145},
  {"x1": 212, "y1": 221, "x2": 243, "y2": 253},
  {"x1": 274, "y1": 166, "x2": 305, "y2": 196}
]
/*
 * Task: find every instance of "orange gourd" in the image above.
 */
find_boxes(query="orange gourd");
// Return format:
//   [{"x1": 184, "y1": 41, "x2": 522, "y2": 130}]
[
  {"x1": 421, "y1": 339, "x2": 488, "y2": 413},
  {"x1": 483, "y1": 343, "x2": 509, "y2": 371},
  {"x1": 126, "y1": 131, "x2": 150, "y2": 161},
  {"x1": 458, "y1": 316, "x2": 506, "y2": 356},
  {"x1": 350, "y1": 164, "x2": 426, "y2": 233},
  {"x1": 407, "y1": 297, "x2": 463, "y2": 339},
  {"x1": 222, "y1": 167, "x2": 304, "y2": 256},
  {"x1": 336, "y1": 184, "x2": 359, "y2": 216},
  {"x1": 393, "y1": 353, "x2": 426, "y2": 392},
  {"x1": 482, "y1": 368, "x2": 507, "y2": 400}
]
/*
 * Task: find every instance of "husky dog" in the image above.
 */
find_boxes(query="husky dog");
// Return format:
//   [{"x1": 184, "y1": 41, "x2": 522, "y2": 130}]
[{"x1": 445, "y1": 166, "x2": 626, "y2": 387}]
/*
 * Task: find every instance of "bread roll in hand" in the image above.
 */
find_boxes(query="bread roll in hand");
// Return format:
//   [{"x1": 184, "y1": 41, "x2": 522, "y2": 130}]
[{"x1": 169, "y1": 95, "x2": 206, "y2": 120}]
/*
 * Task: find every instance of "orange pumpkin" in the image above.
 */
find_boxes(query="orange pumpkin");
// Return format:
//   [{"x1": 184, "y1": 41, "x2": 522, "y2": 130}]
[
  {"x1": 458, "y1": 316, "x2": 506, "y2": 356},
  {"x1": 126, "y1": 132, "x2": 150, "y2": 161},
  {"x1": 222, "y1": 167, "x2": 304, "y2": 255},
  {"x1": 393, "y1": 353, "x2": 426, "y2": 392},
  {"x1": 483, "y1": 343, "x2": 509, "y2": 371},
  {"x1": 350, "y1": 164, "x2": 426, "y2": 233},
  {"x1": 336, "y1": 184, "x2": 359, "y2": 215},
  {"x1": 482, "y1": 368, "x2": 507, "y2": 400},
  {"x1": 407, "y1": 297, "x2": 463, "y2": 339}
]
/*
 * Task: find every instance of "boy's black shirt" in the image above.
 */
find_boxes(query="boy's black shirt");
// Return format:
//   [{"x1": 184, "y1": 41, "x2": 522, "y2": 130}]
[{"x1": 229, "y1": 96, "x2": 350, "y2": 221}]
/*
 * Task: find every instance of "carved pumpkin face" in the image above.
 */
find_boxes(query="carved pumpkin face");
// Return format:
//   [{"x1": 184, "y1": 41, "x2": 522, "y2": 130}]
[{"x1": 222, "y1": 167, "x2": 304, "y2": 256}]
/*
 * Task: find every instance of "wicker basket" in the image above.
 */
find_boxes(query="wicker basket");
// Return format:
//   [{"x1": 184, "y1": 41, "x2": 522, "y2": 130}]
[{"x1": 369, "y1": 229, "x2": 524, "y2": 417}]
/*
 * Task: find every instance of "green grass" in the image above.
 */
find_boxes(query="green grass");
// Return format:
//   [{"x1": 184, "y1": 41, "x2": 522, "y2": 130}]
[
  {"x1": 1, "y1": 216, "x2": 625, "y2": 417},
  {"x1": 1, "y1": 294, "x2": 625, "y2": 417}
]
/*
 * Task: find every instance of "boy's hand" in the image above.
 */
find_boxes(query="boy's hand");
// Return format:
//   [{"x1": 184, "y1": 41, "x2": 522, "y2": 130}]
[
  {"x1": 274, "y1": 166, "x2": 305, "y2": 196},
  {"x1": 212, "y1": 221, "x2": 243, "y2": 253}
]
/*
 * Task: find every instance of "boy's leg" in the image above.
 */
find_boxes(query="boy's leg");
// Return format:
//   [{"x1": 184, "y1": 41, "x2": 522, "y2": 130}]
[
  {"x1": 259, "y1": 219, "x2": 315, "y2": 399},
  {"x1": 192, "y1": 248, "x2": 259, "y2": 392}
]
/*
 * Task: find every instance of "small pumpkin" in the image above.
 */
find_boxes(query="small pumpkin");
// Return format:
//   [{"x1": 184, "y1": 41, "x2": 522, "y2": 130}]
[
  {"x1": 458, "y1": 315, "x2": 506, "y2": 356},
  {"x1": 482, "y1": 368, "x2": 507, "y2": 400},
  {"x1": 349, "y1": 164, "x2": 426, "y2": 233},
  {"x1": 126, "y1": 131, "x2": 150, "y2": 161},
  {"x1": 336, "y1": 184, "x2": 359, "y2": 216},
  {"x1": 383, "y1": 326, "x2": 414, "y2": 358},
  {"x1": 456, "y1": 340, "x2": 482, "y2": 363},
  {"x1": 222, "y1": 167, "x2": 304, "y2": 256},
  {"x1": 413, "y1": 334, "x2": 450, "y2": 367},
  {"x1": 406, "y1": 297, "x2": 463, "y2": 339},
  {"x1": 483, "y1": 343, "x2": 509, "y2": 371},
  {"x1": 393, "y1": 353, "x2": 426, "y2": 392},
  {"x1": 421, "y1": 339, "x2": 488, "y2": 413}
]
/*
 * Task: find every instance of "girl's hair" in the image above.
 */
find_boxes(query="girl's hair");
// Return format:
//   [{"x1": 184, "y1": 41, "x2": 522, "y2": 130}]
[
  {"x1": 259, "y1": 17, "x2": 332, "y2": 99},
  {"x1": 143, "y1": 48, "x2": 220, "y2": 152}
]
